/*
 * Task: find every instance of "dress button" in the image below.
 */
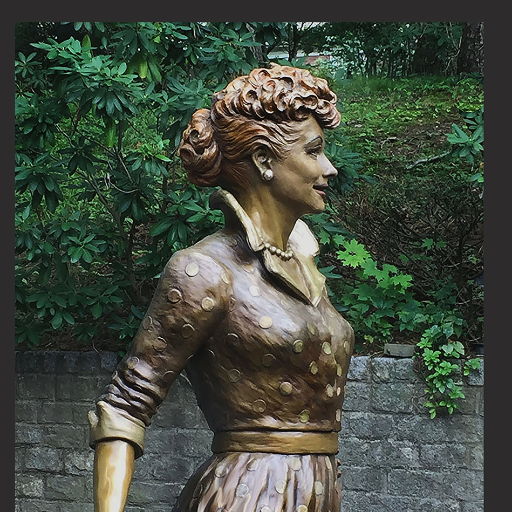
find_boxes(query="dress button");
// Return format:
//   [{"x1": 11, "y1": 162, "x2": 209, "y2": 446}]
[
  {"x1": 227, "y1": 369, "x2": 241, "y2": 383},
  {"x1": 221, "y1": 269, "x2": 231, "y2": 284},
  {"x1": 214, "y1": 465, "x2": 227, "y2": 478},
  {"x1": 299, "y1": 410, "x2": 310, "y2": 423},
  {"x1": 262, "y1": 354, "x2": 276, "y2": 367},
  {"x1": 275, "y1": 480, "x2": 286, "y2": 494},
  {"x1": 259, "y1": 316, "x2": 272, "y2": 329},
  {"x1": 185, "y1": 262, "x2": 199, "y2": 277},
  {"x1": 252, "y1": 399, "x2": 266, "y2": 413},
  {"x1": 201, "y1": 297, "x2": 215, "y2": 311},
  {"x1": 181, "y1": 324, "x2": 194, "y2": 338},
  {"x1": 126, "y1": 356, "x2": 139, "y2": 369},
  {"x1": 142, "y1": 316, "x2": 153, "y2": 330},
  {"x1": 288, "y1": 457, "x2": 301, "y2": 471},
  {"x1": 235, "y1": 483, "x2": 249, "y2": 497},
  {"x1": 249, "y1": 285, "x2": 261, "y2": 297},
  {"x1": 279, "y1": 382, "x2": 293, "y2": 396},
  {"x1": 167, "y1": 288, "x2": 182, "y2": 303},
  {"x1": 225, "y1": 333, "x2": 239, "y2": 347},
  {"x1": 153, "y1": 337, "x2": 167, "y2": 352},
  {"x1": 292, "y1": 340, "x2": 304, "y2": 353},
  {"x1": 247, "y1": 458, "x2": 259, "y2": 471}
]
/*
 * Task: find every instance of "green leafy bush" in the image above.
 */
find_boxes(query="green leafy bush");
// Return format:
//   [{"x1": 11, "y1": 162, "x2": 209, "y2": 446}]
[
  {"x1": 311, "y1": 230, "x2": 481, "y2": 418},
  {"x1": 15, "y1": 22, "x2": 262, "y2": 350},
  {"x1": 447, "y1": 107, "x2": 484, "y2": 164}
]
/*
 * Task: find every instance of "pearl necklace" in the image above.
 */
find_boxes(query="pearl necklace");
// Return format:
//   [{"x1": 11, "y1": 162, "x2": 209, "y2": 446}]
[{"x1": 263, "y1": 241, "x2": 294, "y2": 261}]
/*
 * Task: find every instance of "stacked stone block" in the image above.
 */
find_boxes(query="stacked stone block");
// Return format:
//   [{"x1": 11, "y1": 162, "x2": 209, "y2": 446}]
[
  {"x1": 15, "y1": 351, "x2": 483, "y2": 512},
  {"x1": 339, "y1": 356, "x2": 484, "y2": 512}
]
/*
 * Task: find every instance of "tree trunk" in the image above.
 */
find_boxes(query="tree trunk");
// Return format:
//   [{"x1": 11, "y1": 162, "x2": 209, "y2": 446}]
[
  {"x1": 246, "y1": 23, "x2": 267, "y2": 66},
  {"x1": 457, "y1": 22, "x2": 484, "y2": 76},
  {"x1": 288, "y1": 24, "x2": 301, "y2": 61}
]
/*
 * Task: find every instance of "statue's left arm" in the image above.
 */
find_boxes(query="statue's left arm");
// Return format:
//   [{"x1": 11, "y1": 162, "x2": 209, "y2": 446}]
[{"x1": 88, "y1": 249, "x2": 232, "y2": 510}]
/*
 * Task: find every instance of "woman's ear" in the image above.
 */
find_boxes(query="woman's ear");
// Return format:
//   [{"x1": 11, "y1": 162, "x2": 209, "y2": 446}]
[
  {"x1": 250, "y1": 147, "x2": 273, "y2": 175},
  {"x1": 250, "y1": 147, "x2": 275, "y2": 181}
]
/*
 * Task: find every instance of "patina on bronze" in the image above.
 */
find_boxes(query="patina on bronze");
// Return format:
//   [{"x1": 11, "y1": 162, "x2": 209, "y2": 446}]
[{"x1": 90, "y1": 64, "x2": 355, "y2": 512}]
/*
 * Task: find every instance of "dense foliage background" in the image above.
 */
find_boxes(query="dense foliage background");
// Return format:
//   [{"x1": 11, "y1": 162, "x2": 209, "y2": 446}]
[{"x1": 15, "y1": 22, "x2": 484, "y2": 417}]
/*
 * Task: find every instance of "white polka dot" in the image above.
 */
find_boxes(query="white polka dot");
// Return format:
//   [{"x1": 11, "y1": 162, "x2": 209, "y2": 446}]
[
  {"x1": 289, "y1": 457, "x2": 301, "y2": 471},
  {"x1": 235, "y1": 483, "x2": 249, "y2": 497},
  {"x1": 275, "y1": 480, "x2": 286, "y2": 493}
]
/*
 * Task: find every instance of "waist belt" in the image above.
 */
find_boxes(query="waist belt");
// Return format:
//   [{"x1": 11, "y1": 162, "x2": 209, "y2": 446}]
[{"x1": 211, "y1": 430, "x2": 339, "y2": 455}]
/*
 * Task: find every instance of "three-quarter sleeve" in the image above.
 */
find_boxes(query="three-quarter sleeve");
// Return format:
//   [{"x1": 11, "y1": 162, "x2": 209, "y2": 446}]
[{"x1": 88, "y1": 248, "x2": 232, "y2": 458}]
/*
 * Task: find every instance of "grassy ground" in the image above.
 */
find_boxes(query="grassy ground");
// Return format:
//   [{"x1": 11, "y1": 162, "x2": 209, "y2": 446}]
[{"x1": 337, "y1": 76, "x2": 467, "y2": 173}]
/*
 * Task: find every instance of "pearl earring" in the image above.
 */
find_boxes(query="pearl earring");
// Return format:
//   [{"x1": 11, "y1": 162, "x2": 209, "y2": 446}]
[{"x1": 262, "y1": 169, "x2": 274, "y2": 181}]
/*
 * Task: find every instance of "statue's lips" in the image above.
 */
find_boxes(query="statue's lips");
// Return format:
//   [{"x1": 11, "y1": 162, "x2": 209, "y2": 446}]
[{"x1": 313, "y1": 184, "x2": 328, "y2": 197}]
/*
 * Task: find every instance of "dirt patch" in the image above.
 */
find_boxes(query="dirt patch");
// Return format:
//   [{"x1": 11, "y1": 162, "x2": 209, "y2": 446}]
[{"x1": 378, "y1": 120, "x2": 455, "y2": 167}]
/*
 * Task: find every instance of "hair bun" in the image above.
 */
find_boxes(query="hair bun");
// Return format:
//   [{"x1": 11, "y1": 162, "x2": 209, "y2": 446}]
[{"x1": 178, "y1": 109, "x2": 222, "y2": 187}]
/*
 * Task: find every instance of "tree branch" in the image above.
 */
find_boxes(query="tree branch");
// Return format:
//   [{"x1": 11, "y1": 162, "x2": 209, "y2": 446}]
[{"x1": 406, "y1": 150, "x2": 451, "y2": 170}]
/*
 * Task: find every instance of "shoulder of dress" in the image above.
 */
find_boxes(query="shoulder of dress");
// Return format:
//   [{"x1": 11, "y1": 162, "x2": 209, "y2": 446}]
[{"x1": 161, "y1": 233, "x2": 235, "y2": 287}]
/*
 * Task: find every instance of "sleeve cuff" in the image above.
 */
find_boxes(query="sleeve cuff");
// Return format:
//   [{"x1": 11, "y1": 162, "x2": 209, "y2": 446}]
[{"x1": 88, "y1": 400, "x2": 146, "y2": 459}]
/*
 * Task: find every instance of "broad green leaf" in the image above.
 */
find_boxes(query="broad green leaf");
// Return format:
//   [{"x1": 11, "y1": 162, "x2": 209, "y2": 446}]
[
  {"x1": 452, "y1": 123, "x2": 469, "y2": 142},
  {"x1": 422, "y1": 238, "x2": 434, "y2": 250},
  {"x1": 147, "y1": 58, "x2": 162, "y2": 82},
  {"x1": 138, "y1": 59, "x2": 148, "y2": 79},
  {"x1": 186, "y1": 213, "x2": 206, "y2": 223},
  {"x1": 149, "y1": 217, "x2": 173, "y2": 237},
  {"x1": 472, "y1": 125, "x2": 483, "y2": 141},
  {"x1": 177, "y1": 221, "x2": 188, "y2": 242},
  {"x1": 82, "y1": 249, "x2": 93, "y2": 263},
  {"x1": 22, "y1": 204, "x2": 31, "y2": 220},
  {"x1": 62, "y1": 311, "x2": 75, "y2": 325},
  {"x1": 51, "y1": 312, "x2": 63, "y2": 329},
  {"x1": 391, "y1": 274, "x2": 413, "y2": 290},
  {"x1": 92, "y1": 303, "x2": 102, "y2": 319},
  {"x1": 106, "y1": 92, "x2": 115, "y2": 116}
]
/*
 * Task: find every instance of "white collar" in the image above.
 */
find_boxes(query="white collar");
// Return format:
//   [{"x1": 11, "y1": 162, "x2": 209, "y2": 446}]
[{"x1": 210, "y1": 189, "x2": 325, "y2": 306}]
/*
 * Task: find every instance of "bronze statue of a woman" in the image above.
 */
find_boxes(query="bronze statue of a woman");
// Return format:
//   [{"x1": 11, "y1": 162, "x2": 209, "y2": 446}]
[{"x1": 89, "y1": 64, "x2": 355, "y2": 512}]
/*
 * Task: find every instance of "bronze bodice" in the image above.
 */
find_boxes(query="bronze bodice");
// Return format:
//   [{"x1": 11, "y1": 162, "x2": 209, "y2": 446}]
[{"x1": 89, "y1": 190, "x2": 354, "y2": 458}]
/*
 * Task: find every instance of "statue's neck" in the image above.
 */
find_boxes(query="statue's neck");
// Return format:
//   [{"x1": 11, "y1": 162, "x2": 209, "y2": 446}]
[{"x1": 232, "y1": 188, "x2": 297, "y2": 252}]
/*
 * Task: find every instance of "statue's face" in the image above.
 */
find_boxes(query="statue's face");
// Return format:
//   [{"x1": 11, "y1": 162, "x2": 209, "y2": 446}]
[{"x1": 269, "y1": 116, "x2": 338, "y2": 217}]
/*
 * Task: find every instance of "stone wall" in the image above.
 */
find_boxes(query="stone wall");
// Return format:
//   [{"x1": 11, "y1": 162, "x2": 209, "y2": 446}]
[{"x1": 15, "y1": 351, "x2": 484, "y2": 512}]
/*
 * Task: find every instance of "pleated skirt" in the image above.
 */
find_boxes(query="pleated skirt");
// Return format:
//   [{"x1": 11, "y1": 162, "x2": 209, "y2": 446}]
[{"x1": 172, "y1": 451, "x2": 341, "y2": 512}]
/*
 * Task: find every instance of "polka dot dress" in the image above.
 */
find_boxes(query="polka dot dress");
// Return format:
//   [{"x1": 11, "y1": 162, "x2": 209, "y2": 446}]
[
  {"x1": 173, "y1": 452, "x2": 341, "y2": 512},
  {"x1": 90, "y1": 191, "x2": 354, "y2": 512}
]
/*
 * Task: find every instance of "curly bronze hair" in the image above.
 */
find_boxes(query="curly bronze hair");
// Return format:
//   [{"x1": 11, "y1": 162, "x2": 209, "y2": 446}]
[{"x1": 178, "y1": 64, "x2": 341, "y2": 190}]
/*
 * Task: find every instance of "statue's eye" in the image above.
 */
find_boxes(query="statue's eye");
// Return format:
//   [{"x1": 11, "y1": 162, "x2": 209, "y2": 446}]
[{"x1": 306, "y1": 145, "x2": 322, "y2": 157}]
